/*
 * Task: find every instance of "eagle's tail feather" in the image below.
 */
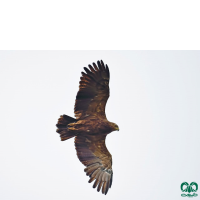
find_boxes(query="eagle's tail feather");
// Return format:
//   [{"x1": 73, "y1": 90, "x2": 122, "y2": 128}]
[{"x1": 56, "y1": 115, "x2": 77, "y2": 141}]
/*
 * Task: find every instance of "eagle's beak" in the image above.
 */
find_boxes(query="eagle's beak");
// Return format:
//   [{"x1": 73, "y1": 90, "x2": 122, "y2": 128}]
[{"x1": 116, "y1": 127, "x2": 119, "y2": 131}]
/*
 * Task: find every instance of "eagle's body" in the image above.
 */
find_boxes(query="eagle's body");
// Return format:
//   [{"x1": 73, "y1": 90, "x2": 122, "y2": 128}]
[
  {"x1": 68, "y1": 116, "x2": 116, "y2": 135},
  {"x1": 56, "y1": 60, "x2": 119, "y2": 195}
]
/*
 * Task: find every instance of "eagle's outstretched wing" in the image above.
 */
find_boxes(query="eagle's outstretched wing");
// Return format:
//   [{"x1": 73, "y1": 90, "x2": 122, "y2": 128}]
[
  {"x1": 74, "y1": 60, "x2": 110, "y2": 119},
  {"x1": 75, "y1": 135, "x2": 113, "y2": 195}
]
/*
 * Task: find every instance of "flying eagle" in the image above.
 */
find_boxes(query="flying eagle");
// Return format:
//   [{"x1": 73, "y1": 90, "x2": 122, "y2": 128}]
[{"x1": 56, "y1": 60, "x2": 119, "y2": 195}]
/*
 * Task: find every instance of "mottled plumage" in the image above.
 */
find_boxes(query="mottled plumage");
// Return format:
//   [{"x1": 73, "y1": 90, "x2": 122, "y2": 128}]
[{"x1": 56, "y1": 60, "x2": 119, "y2": 195}]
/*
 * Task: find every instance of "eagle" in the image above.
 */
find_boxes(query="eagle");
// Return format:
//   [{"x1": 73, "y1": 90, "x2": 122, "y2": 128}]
[{"x1": 56, "y1": 60, "x2": 119, "y2": 195}]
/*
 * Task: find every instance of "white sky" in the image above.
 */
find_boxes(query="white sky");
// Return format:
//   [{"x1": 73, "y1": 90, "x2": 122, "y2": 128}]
[{"x1": 0, "y1": 51, "x2": 200, "y2": 200}]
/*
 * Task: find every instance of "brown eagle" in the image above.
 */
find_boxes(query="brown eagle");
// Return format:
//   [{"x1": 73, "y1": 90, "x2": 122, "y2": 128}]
[{"x1": 56, "y1": 60, "x2": 119, "y2": 195}]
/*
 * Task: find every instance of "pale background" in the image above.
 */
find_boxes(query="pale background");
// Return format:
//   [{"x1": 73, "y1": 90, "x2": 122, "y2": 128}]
[{"x1": 0, "y1": 51, "x2": 199, "y2": 200}]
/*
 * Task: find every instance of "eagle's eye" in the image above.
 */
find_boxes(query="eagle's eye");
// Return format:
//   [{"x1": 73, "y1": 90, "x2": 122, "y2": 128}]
[{"x1": 114, "y1": 124, "x2": 119, "y2": 131}]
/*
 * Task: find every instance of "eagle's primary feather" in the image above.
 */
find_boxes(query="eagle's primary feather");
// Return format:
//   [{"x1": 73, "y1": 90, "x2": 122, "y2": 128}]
[{"x1": 56, "y1": 60, "x2": 119, "y2": 195}]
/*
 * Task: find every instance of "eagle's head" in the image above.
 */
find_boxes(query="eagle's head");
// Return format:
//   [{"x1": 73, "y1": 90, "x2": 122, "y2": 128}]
[{"x1": 110, "y1": 122, "x2": 119, "y2": 131}]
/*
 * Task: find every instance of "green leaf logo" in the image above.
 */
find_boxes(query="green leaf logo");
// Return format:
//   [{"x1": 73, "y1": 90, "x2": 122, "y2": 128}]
[{"x1": 181, "y1": 182, "x2": 198, "y2": 197}]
